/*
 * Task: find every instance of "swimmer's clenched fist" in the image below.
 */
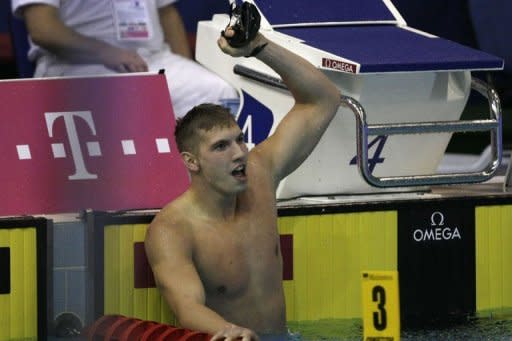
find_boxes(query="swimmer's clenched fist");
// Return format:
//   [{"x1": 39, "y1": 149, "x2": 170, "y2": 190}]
[{"x1": 218, "y1": 27, "x2": 267, "y2": 58}]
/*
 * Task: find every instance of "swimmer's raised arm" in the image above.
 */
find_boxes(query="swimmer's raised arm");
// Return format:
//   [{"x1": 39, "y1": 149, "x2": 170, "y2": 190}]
[{"x1": 218, "y1": 29, "x2": 341, "y2": 188}]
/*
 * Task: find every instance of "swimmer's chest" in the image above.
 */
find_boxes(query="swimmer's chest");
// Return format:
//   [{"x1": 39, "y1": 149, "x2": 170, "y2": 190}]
[{"x1": 192, "y1": 213, "x2": 282, "y2": 298}]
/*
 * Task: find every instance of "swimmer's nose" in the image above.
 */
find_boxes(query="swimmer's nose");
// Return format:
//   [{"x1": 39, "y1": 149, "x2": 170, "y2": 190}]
[{"x1": 233, "y1": 140, "x2": 248, "y2": 161}]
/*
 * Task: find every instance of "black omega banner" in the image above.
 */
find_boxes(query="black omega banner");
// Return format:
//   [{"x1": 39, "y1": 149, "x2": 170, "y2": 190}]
[{"x1": 398, "y1": 201, "x2": 476, "y2": 326}]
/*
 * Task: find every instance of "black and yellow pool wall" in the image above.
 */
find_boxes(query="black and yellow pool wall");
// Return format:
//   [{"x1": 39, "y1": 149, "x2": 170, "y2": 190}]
[
  {"x1": 90, "y1": 196, "x2": 512, "y2": 329},
  {"x1": 0, "y1": 194, "x2": 510, "y2": 340},
  {"x1": 0, "y1": 217, "x2": 51, "y2": 341}
]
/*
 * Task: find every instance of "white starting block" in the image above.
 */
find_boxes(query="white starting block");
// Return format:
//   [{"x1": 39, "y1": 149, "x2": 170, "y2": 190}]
[{"x1": 196, "y1": 0, "x2": 504, "y2": 199}]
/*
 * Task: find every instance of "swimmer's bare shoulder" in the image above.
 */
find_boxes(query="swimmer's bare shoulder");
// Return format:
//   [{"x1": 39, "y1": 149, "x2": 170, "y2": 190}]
[
  {"x1": 144, "y1": 194, "x2": 195, "y2": 283},
  {"x1": 150, "y1": 195, "x2": 190, "y2": 229},
  {"x1": 144, "y1": 193, "x2": 209, "y2": 318}
]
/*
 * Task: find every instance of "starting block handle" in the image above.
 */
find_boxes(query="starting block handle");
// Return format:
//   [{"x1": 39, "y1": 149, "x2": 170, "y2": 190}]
[
  {"x1": 234, "y1": 64, "x2": 287, "y2": 90},
  {"x1": 344, "y1": 77, "x2": 503, "y2": 187},
  {"x1": 233, "y1": 64, "x2": 502, "y2": 188}
]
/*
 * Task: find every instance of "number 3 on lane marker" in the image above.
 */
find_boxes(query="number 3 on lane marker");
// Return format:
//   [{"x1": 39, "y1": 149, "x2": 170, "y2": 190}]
[{"x1": 361, "y1": 271, "x2": 400, "y2": 341}]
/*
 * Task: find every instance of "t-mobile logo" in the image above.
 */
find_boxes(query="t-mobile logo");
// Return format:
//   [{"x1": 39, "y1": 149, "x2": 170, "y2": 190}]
[
  {"x1": 45, "y1": 111, "x2": 99, "y2": 180},
  {"x1": 15, "y1": 110, "x2": 172, "y2": 181}
]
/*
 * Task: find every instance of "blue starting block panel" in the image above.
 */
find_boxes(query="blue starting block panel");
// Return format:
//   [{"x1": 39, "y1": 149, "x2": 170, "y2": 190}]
[
  {"x1": 253, "y1": 0, "x2": 503, "y2": 73},
  {"x1": 277, "y1": 25, "x2": 504, "y2": 73},
  {"x1": 255, "y1": 0, "x2": 402, "y2": 26}
]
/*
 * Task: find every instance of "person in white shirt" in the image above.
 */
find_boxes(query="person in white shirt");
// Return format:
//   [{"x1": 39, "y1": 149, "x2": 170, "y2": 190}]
[{"x1": 11, "y1": 0, "x2": 239, "y2": 118}]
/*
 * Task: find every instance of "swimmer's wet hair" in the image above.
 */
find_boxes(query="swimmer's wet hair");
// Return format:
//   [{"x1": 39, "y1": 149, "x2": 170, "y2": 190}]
[{"x1": 175, "y1": 103, "x2": 237, "y2": 153}]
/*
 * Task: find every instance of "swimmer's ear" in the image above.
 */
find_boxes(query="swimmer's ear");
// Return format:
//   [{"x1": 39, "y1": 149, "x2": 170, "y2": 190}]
[{"x1": 181, "y1": 152, "x2": 199, "y2": 172}]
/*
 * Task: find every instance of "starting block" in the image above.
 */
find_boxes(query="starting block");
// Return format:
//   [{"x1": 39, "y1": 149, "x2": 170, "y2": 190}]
[{"x1": 196, "y1": 0, "x2": 504, "y2": 199}]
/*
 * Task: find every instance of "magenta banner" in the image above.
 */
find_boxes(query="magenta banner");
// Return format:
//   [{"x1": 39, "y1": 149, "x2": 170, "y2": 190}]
[{"x1": 0, "y1": 74, "x2": 189, "y2": 216}]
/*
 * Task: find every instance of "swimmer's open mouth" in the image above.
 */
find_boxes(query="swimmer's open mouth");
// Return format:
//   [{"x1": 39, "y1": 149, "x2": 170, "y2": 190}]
[{"x1": 232, "y1": 164, "x2": 246, "y2": 177}]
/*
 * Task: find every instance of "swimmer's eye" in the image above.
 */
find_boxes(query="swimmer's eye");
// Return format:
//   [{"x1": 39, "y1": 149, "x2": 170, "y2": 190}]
[{"x1": 213, "y1": 141, "x2": 228, "y2": 151}]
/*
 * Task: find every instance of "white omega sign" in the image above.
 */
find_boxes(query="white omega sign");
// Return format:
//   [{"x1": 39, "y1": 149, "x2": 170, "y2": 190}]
[{"x1": 413, "y1": 211, "x2": 462, "y2": 242}]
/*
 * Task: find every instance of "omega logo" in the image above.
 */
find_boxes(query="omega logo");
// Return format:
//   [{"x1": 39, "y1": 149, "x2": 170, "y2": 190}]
[
  {"x1": 413, "y1": 211, "x2": 462, "y2": 242},
  {"x1": 321, "y1": 58, "x2": 356, "y2": 74}
]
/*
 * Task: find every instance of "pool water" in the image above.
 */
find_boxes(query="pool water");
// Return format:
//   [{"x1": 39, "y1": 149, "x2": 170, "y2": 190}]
[{"x1": 287, "y1": 316, "x2": 512, "y2": 340}]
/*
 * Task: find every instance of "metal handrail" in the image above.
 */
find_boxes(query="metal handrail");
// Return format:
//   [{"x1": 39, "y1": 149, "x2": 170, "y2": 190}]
[
  {"x1": 233, "y1": 64, "x2": 503, "y2": 188},
  {"x1": 343, "y1": 77, "x2": 502, "y2": 187}
]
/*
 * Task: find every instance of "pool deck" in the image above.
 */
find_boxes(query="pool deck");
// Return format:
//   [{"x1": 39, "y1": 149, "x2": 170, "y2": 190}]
[{"x1": 277, "y1": 171, "x2": 512, "y2": 213}]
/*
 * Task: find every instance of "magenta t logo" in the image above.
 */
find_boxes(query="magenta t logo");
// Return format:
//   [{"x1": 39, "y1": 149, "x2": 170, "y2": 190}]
[{"x1": 45, "y1": 111, "x2": 98, "y2": 180}]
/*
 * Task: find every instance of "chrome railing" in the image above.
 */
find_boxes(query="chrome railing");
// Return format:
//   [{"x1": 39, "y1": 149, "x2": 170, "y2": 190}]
[{"x1": 234, "y1": 64, "x2": 503, "y2": 188}]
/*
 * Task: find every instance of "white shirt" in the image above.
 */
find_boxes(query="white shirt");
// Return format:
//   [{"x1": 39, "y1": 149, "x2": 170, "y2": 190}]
[
  {"x1": 12, "y1": 0, "x2": 177, "y2": 61},
  {"x1": 11, "y1": 0, "x2": 239, "y2": 119}
]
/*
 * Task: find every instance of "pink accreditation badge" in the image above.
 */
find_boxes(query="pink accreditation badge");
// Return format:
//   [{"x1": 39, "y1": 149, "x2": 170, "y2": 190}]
[{"x1": 112, "y1": 0, "x2": 152, "y2": 40}]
